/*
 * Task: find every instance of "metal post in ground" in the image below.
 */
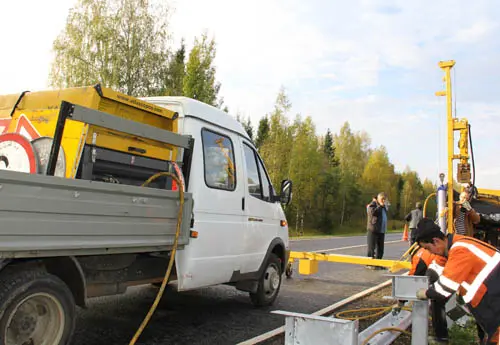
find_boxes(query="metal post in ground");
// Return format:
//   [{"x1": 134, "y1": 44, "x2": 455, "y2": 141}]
[
  {"x1": 411, "y1": 300, "x2": 428, "y2": 345},
  {"x1": 389, "y1": 274, "x2": 429, "y2": 345}
]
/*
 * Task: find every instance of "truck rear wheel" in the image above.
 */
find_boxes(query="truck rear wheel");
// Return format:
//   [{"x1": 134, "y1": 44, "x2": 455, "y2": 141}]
[
  {"x1": 0, "y1": 265, "x2": 75, "y2": 345},
  {"x1": 250, "y1": 253, "x2": 282, "y2": 307}
]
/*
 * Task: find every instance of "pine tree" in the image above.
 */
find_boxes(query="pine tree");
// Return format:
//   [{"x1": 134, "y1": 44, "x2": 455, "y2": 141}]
[
  {"x1": 243, "y1": 118, "x2": 254, "y2": 140},
  {"x1": 164, "y1": 39, "x2": 186, "y2": 96},
  {"x1": 255, "y1": 117, "x2": 270, "y2": 149}
]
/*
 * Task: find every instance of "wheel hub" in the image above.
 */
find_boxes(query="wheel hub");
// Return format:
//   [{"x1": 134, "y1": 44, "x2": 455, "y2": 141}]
[
  {"x1": 263, "y1": 265, "x2": 280, "y2": 296},
  {"x1": 5, "y1": 293, "x2": 65, "y2": 345},
  {"x1": 11, "y1": 312, "x2": 37, "y2": 337}
]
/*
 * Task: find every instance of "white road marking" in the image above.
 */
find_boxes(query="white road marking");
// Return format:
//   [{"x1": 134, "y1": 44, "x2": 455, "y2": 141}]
[
  {"x1": 310, "y1": 239, "x2": 404, "y2": 253},
  {"x1": 290, "y1": 233, "x2": 403, "y2": 242}
]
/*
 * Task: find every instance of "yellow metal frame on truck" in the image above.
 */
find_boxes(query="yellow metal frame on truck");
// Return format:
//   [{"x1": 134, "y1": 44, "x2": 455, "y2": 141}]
[
  {"x1": 435, "y1": 61, "x2": 500, "y2": 233},
  {"x1": 288, "y1": 251, "x2": 412, "y2": 275},
  {"x1": 478, "y1": 189, "x2": 500, "y2": 198},
  {"x1": 0, "y1": 85, "x2": 179, "y2": 178}
]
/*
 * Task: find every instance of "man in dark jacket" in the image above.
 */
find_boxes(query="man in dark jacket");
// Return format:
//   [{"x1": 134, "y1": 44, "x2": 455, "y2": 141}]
[
  {"x1": 405, "y1": 202, "x2": 423, "y2": 245},
  {"x1": 366, "y1": 192, "x2": 388, "y2": 267}
]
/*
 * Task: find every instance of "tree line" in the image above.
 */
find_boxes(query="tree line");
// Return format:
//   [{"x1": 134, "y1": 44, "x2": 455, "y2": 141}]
[
  {"x1": 50, "y1": 0, "x2": 436, "y2": 234},
  {"x1": 240, "y1": 89, "x2": 438, "y2": 233}
]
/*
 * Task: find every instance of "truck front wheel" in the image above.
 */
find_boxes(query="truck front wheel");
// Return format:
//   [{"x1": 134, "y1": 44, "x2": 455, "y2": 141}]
[
  {"x1": 0, "y1": 265, "x2": 75, "y2": 345},
  {"x1": 250, "y1": 253, "x2": 282, "y2": 307}
]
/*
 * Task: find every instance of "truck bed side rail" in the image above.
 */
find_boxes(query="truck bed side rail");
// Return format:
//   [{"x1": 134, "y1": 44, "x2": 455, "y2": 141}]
[{"x1": 0, "y1": 169, "x2": 193, "y2": 258}]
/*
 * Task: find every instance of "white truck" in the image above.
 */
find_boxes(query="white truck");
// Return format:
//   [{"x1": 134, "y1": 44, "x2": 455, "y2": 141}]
[{"x1": 0, "y1": 85, "x2": 292, "y2": 345}]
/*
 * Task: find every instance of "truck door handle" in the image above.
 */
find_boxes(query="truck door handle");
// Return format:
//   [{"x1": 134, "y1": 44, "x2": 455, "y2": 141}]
[
  {"x1": 248, "y1": 217, "x2": 263, "y2": 222},
  {"x1": 242, "y1": 197, "x2": 245, "y2": 211}
]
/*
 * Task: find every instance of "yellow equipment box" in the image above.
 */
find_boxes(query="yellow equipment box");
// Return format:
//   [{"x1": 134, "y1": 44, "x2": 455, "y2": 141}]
[{"x1": 0, "y1": 85, "x2": 178, "y2": 178}]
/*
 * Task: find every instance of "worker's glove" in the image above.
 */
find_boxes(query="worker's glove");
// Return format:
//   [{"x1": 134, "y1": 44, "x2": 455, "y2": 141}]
[
  {"x1": 416, "y1": 288, "x2": 428, "y2": 300},
  {"x1": 461, "y1": 200, "x2": 472, "y2": 212}
]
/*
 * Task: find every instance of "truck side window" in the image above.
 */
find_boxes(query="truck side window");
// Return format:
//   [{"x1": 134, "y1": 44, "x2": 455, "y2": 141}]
[
  {"x1": 243, "y1": 143, "x2": 262, "y2": 199},
  {"x1": 201, "y1": 129, "x2": 236, "y2": 191},
  {"x1": 257, "y1": 157, "x2": 272, "y2": 202}
]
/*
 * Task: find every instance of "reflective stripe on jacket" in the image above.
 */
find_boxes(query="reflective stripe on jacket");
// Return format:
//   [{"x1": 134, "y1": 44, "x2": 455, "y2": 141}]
[
  {"x1": 432, "y1": 235, "x2": 500, "y2": 340},
  {"x1": 434, "y1": 235, "x2": 500, "y2": 305}
]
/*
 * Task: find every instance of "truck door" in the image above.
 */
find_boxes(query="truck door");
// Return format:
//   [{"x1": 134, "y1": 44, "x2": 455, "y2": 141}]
[
  {"x1": 175, "y1": 124, "x2": 247, "y2": 290},
  {"x1": 240, "y1": 140, "x2": 281, "y2": 273}
]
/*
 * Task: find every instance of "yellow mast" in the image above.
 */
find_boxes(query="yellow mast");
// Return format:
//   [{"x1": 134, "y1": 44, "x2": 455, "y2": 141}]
[
  {"x1": 436, "y1": 60, "x2": 456, "y2": 234},
  {"x1": 436, "y1": 60, "x2": 473, "y2": 234}
]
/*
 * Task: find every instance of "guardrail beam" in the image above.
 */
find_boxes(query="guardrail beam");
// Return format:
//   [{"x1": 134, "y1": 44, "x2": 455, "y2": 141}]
[{"x1": 272, "y1": 311, "x2": 358, "y2": 345}]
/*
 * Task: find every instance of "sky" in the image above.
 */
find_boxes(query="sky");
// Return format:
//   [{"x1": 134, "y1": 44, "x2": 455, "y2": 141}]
[{"x1": 1, "y1": 0, "x2": 499, "y2": 189}]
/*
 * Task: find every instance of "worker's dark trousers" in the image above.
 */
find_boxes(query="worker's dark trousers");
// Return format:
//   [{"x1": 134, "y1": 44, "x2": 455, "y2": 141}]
[
  {"x1": 477, "y1": 323, "x2": 485, "y2": 344},
  {"x1": 431, "y1": 299, "x2": 449, "y2": 339},
  {"x1": 409, "y1": 228, "x2": 417, "y2": 245},
  {"x1": 367, "y1": 231, "x2": 385, "y2": 259}
]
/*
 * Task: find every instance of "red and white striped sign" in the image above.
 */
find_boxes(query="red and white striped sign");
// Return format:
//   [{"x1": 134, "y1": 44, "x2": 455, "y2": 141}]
[
  {"x1": 15, "y1": 114, "x2": 40, "y2": 141},
  {"x1": 0, "y1": 118, "x2": 10, "y2": 134}
]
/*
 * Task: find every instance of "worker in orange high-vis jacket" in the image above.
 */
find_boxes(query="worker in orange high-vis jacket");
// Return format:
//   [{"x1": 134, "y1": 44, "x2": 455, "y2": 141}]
[
  {"x1": 409, "y1": 245, "x2": 447, "y2": 276},
  {"x1": 407, "y1": 245, "x2": 449, "y2": 344},
  {"x1": 414, "y1": 218, "x2": 500, "y2": 345}
]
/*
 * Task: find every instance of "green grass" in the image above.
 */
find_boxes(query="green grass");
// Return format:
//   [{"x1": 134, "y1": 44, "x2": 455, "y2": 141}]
[{"x1": 448, "y1": 317, "x2": 480, "y2": 345}]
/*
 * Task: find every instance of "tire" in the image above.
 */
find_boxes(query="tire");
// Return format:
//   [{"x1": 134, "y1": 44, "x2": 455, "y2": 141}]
[
  {"x1": 0, "y1": 265, "x2": 76, "y2": 345},
  {"x1": 250, "y1": 254, "x2": 282, "y2": 307}
]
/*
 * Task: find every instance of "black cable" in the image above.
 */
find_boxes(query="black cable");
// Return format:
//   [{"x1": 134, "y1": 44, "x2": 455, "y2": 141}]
[
  {"x1": 453, "y1": 68, "x2": 457, "y2": 118},
  {"x1": 10, "y1": 91, "x2": 29, "y2": 117},
  {"x1": 468, "y1": 124, "x2": 476, "y2": 189}
]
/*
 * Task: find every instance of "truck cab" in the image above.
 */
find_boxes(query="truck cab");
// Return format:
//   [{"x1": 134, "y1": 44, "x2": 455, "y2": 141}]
[{"x1": 143, "y1": 96, "x2": 291, "y2": 304}]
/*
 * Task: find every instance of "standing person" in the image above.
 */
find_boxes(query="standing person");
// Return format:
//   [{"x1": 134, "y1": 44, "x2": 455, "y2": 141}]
[
  {"x1": 366, "y1": 195, "x2": 377, "y2": 216},
  {"x1": 366, "y1": 192, "x2": 388, "y2": 269},
  {"x1": 454, "y1": 190, "x2": 480, "y2": 236},
  {"x1": 366, "y1": 195, "x2": 377, "y2": 243},
  {"x1": 414, "y1": 218, "x2": 500, "y2": 345},
  {"x1": 405, "y1": 202, "x2": 424, "y2": 245}
]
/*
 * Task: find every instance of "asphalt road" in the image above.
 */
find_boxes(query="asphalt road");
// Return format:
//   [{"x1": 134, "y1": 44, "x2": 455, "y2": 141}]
[{"x1": 72, "y1": 233, "x2": 408, "y2": 345}]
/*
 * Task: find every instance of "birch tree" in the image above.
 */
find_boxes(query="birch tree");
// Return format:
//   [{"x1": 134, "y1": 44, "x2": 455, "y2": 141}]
[{"x1": 49, "y1": 0, "x2": 171, "y2": 97}]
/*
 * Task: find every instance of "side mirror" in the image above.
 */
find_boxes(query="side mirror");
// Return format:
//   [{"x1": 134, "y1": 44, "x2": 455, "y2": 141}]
[{"x1": 279, "y1": 179, "x2": 293, "y2": 205}]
